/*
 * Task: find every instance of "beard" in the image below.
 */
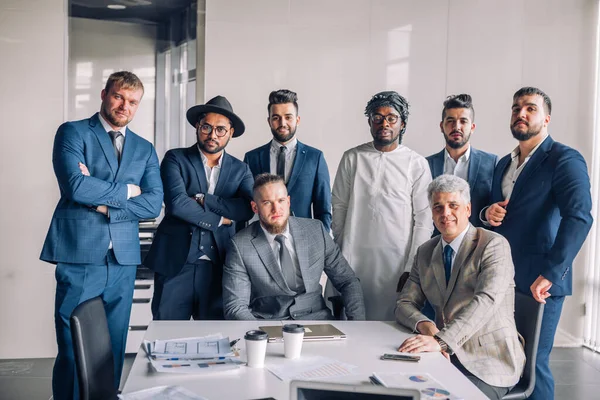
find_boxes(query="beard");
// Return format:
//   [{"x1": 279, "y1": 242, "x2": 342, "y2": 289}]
[
  {"x1": 198, "y1": 136, "x2": 230, "y2": 154},
  {"x1": 101, "y1": 104, "x2": 131, "y2": 128},
  {"x1": 271, "y1": 125, "x2": 297, "y2": 143},
  {"x1": 511, "y1": 120, "x2": 542, "y2": 141},
  {"x1": 259, "y1": 214, "x2": 289, "y2": 234},
  {"x1": 444, "y1": 131, "x2": 471, "y2": 149},
  {"x1": 372, "y1": 128, "x2": 402, "y2": 147}
]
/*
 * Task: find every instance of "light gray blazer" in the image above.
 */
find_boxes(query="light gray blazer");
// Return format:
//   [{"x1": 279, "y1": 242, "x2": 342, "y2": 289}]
[
  {"x1": 396, "y1": 225, "x2": 525, "y2": 388},
  {"x1": 223, "y1": 217, "x2": 365, "y2": 321}
]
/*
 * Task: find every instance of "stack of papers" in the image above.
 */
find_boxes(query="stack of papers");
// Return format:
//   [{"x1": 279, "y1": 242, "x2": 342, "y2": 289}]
[
  {"x1": 267, "y1": 356, "x2": 359, "y2": 381},
  {"x1": 370, "y1": 372, "x2": 464, "y2": 400},
  {"x1": 144, "y1": 334, "x2": 244, "y2": 374}
]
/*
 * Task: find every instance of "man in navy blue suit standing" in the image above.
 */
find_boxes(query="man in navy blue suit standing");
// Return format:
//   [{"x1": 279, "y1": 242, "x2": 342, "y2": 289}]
[
  {"x1": 483, "y1": 87, "x2": 593, "y2": 400},
  {"x1": 144, "y1": 95, "x2": 254, "y2": 321},
  {"x1": 243, "y1": 89, "x2": 332, "y2": 230},
  {"x1": 427, "y1": 94, "x2": 497, "y2": 230},
  {"x1": 41, "y1": 71, "x2": 163, "y2": 400}
]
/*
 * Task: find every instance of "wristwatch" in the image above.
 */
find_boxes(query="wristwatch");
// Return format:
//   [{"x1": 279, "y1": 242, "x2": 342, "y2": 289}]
[
  {"x1": 434, "y1": 335, "x2": 449, "y2": 352},
  {"x1": 194, "y1": 193, "x2": 205, "y2": 204}
]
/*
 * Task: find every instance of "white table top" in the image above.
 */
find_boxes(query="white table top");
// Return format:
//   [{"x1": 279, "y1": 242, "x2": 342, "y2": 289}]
[{"x1": 122, "y1": 320, "x2": 487, "y2": 400}]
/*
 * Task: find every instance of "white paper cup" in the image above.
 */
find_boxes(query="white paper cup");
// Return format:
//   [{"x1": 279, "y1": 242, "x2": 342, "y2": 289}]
[
  {"x1": 282, "y1": 324, "x2": 305, "y2": 359},
  {"x1": 245, "y1": 330, "x2": 268, "y2": 368}
]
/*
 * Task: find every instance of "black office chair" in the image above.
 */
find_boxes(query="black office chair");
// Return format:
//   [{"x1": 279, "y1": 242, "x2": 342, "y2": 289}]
[
  {"x1": 503, "y1": 292, "x2": 545, "y2": 400},
  {"x1": 70, "y1": 296, "x2": 119, "y2": 400}
]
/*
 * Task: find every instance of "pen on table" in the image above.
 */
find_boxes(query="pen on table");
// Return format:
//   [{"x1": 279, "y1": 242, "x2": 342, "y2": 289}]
[{"x1": 230, "y1": 338, "x2": 241, "y2": 347}]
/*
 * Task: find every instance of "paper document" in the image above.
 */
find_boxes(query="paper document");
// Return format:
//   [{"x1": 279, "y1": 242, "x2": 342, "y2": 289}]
[
  {"x1": 119, "y1": 385, "x2": 207, "y2": 400},
  {"x1": 371, "y1": 372, "x2": 464, "y2": 400},
  {"x1": 267, "y1": 356, "x2": 358, "y2": 381}
]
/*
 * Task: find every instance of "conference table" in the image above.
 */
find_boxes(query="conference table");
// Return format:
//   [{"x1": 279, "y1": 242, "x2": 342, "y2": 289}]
[{"x1": 122, "y1": 320, "x2": 487, "y2": 399}]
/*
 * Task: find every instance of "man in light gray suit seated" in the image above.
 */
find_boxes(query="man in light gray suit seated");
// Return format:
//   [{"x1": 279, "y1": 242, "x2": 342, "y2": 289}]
[
  {"x1": 223, "y1": 173, "x2": 365, "y2": 320},
  {"x1": 396, "y1": 175, "x2": 525, "y2": 400}
]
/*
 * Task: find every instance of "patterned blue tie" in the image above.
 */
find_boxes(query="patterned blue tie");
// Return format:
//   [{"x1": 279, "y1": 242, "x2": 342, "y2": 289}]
[{"x1": 443, "y1": 245, "x2": 453, "y2": 287}]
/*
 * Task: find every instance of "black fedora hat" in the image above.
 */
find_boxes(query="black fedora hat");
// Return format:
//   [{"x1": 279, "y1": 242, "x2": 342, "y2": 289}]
[{"x1": 186, "y1": 95, "x2": 245, "y2": 137}]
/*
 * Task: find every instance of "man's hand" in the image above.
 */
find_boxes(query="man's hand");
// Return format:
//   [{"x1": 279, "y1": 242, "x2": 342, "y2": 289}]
[
  {"x1": 128, "y1": 184, "x2": 142, "y2": 198},
  {"x1": 485, "y1": 199, "x2": 509, "y2": 227},
  {"x1": 78, "y1": 162, "x2": 90, "y2": 176},
  {"x1": 398, "y1": 334, "x2": 441, "y2": 353},
  {"x1": 416, "y1": 321, "x2": 439, "y2": 337},
  {"x1": 530, "y1": 275, "x2": 552, "y2": 304},
  {"x1": 95, "y1": 205, "x2": 108, "y2": 216}
]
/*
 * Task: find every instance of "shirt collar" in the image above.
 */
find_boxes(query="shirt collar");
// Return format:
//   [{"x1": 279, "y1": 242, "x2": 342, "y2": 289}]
[
  {"x1": 98, "y1": 113, "x2": 127, "y2": 136},
  {"x1": 198, "y1": 145, "x2": 224, "y2": 168},
  {"x1": 271, "y1": 137, "x2": 298, "y2": 152},
  {"x1": 510, "y1": 134, "x2": 549, "y2": 161},
  {"x1": 441, "y1": 224, "x2": 471, "y2": 254},
  {"x1": 444, "y1": 145, "x2": 471, "y2": 163},
  {"x1": 260, "y1": 222, "x2": 291, "y2": 243}
]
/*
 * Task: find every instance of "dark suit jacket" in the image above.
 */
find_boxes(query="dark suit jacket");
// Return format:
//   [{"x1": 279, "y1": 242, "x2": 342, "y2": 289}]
[
  {"x1": 144, "y1": 146, "x2": 254, "y2": 277},
  {"x1": 243, "y1": 141, "x2": 332, "y2": 231},
  {"x1": 427, "y1": 147, "x2": 497, "y2": 229},
  {"x1": 222, "y1": 217, "x2": 365, "y2": 320},
  {"x1": 40, "y1": 113, "x2": 163, "y2": 266},
  {"x1": 490, "y1": 136, "x2": 593, "y2": 296}
]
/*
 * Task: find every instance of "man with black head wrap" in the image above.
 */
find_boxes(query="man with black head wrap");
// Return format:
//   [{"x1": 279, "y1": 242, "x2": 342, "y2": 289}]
[{"x1": 330, "y1": 91, "x2": 432, "y2": 320}]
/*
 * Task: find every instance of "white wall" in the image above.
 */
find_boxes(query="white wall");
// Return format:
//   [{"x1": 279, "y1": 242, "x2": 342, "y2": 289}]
[
  {"x1": 204, "y1": 0, "x2": 598, "y2": 345},
  {"x1": 68, "y1": 18, "x2": 157, "y2": 143},
  {"x1": 0, "y1": 0, "x2": 67, "y2": 357}
]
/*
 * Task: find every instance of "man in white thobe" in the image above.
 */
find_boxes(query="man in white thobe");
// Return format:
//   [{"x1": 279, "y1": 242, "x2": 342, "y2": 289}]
[{"x1": 331, "y1": 91, "x2": 432, "y2": 321}]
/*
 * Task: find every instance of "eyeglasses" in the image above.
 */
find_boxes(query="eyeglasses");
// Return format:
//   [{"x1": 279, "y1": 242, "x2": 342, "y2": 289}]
[
  {"x1": 198, "y1": 123, "x2": 230, "y2": 137},
  {"x1": 370, "y1": 113, "x2": 400, "y2": 125}
]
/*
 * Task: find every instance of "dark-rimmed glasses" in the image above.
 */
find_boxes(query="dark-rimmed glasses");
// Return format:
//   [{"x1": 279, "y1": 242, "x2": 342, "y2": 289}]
[
  {"x1": 198, "y1": 123, "x2": 230, "y2": 137},
  {"x1": 370, "y1": 113, "x2": 400, "y2": 125}
]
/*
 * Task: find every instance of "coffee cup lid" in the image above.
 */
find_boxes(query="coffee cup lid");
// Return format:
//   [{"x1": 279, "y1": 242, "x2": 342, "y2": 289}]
[
  {"x1": 245, "y1": 330, "x2": 268, "y2": 341},
  {"x1": 282, "y1": 324, "x2": 305, "y2": 333}
]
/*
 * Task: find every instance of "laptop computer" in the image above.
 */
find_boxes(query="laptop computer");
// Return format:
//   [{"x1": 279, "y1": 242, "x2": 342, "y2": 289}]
[
  {"x1": 290, "y1": 380, "x2": 420, "y2": 400},
  {"x1": 258, "y1": 324, "x2": 346, "y2": 343}
]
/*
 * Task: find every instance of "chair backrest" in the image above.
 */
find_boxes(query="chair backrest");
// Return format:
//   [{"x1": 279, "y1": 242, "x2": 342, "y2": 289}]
[
  {"x1": 70, "y1": 296, "x2": 118, "y2": 400},
  {"x1": 504, "y1": 291, "x2": 545, "y2": 399}
]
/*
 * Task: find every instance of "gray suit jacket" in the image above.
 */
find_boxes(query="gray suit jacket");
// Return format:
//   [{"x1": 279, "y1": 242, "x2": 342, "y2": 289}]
[
  {"x1": 223, "y1": 217, "x2": 365, "y2": 320},
  {"x1": 396, "y1": 225, "x2": 525, "y2": 387}
]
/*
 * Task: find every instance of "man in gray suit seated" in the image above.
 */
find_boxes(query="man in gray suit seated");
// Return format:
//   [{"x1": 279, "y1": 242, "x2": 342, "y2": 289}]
[
  {"x1": 396, "y1": 175, "x2": 524, "y2": 400},
  {"x1": 223, "y1": 173, "x2": 365, "y2": 320}
]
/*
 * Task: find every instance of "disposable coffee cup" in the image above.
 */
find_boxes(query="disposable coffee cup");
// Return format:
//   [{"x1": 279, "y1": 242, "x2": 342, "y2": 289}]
[
  {"x1": 245, "y1": 330, "x2": 268, "y2": 368},
  {"x1": 282, "y1": 324, "x2": 305, "y2": 359}
]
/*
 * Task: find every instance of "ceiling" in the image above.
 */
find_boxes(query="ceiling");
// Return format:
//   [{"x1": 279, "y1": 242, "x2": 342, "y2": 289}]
[{"x1": 70, "y1": 0, "x2": 196, "y2": 24}]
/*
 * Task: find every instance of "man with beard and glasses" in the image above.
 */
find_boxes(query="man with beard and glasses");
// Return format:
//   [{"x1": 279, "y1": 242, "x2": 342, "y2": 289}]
[
  {"x1": 482, "y1": 87, "x2": 593, "y2": 400},
  {"x1": 41, "y1": 71, "x2": 163, "y2": 400},
  {"x1": 222, "y1": 174, "x2": 365, "y2": 320},
  {"x1": 243, "y1": 89, "x2": 331, "y2": 230},
  {"x1": 426, "y1": 94, "x2": 497, "y2": 231},
  {"x1": 330, "y1": 91, "x2": 432, "y2": 321},
  {"x1": 144, "y1": 96, "x2": 254, "y2": 321}
]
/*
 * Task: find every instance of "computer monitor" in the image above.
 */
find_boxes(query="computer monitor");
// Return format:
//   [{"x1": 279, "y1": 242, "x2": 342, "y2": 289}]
[{"x1": 290, "y1": 380, "x2": 420, "y2": 400}]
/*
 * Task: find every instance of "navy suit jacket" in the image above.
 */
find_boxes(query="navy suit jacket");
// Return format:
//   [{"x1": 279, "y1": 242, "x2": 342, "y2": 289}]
[
  {"x1": 40, "y1": 113, "x2": 163, "y2": 266},
  {"x1": 144, "y1": 145, "x2": 254, "y2": 277},
  {"x1": 490, "y1": 136, "x2": 592, "y2": 296},
  {"x1": 243, "y1": 141, "x2": 332, "y2": 231},
  {"x1": 427, "y1": 147, "x2": 497, "y2": 230}
]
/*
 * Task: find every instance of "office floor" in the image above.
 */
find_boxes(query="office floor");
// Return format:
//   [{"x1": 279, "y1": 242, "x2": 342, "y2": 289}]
[{"x1": 0, "y1": 348, "x2": 599, "y2": 399}]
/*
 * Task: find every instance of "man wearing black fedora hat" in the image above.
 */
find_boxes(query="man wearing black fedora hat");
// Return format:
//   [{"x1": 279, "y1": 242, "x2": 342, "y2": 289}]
[{"x1": 144, "y1": 95, "x2": 255, "y2": 320}]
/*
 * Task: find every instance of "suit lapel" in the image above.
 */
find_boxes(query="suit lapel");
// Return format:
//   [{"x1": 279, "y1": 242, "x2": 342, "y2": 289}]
[
  {"x1": 115, "y1": 128, "x2": 136, "y2": 180},
  {"x1": 213, "y1": 152, "x2": 231, "y2": 195},
  {"x1": 186, "y1": 145, "x2": 209, "y2": 193},
  {"x1": 288, "y1": 217, "x2": 309, "y2": 290},
  {"x1": 431, "y1": 239, "x2": 447, "y2": 296},
  {"x1": 467, "y1": 148, "x2": 481, "y2": 191},
  {"x1": 507, "y1": 136, "x2": 553, "y2": 205},
  {"x1": 90, "y1": 114, "x2": 118, "y2": 175},
  {"x1": 431, "y1": 150, "x2": 444, "y2": 178},
  {"x1": 259, "y1": 143, "x2": 271, "y2": 174},
  {"x1": 251, "y1": 223, "x2": 294, "y2": 293},
  {"x1": 286, "y1": 141, "x2": 306, "y2": 190},
  {"x1": 444, "y1": 225, "x2": 478, "y2": 306},
  {"x1": 492, "y1": 155, "x2": 511, "y2": 201}
]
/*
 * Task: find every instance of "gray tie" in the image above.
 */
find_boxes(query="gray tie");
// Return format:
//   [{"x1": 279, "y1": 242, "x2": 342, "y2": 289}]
[
  {"x1": 277, "y1": 145, "x2": 287, "y2": 181},
  {"x1": 108, "y1": 130, "x2": 124, "y2": 163},
  {"x1": 274, "y1": 234, "x2": 296, "y2": 292}
]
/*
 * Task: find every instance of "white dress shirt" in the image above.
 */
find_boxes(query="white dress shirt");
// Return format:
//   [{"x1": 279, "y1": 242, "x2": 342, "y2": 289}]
[
  {"x1": 441, "y1": 224, "x2": 471, "y2": 273},
  {"x1": 501, "y1": 135, "x2": 548, "y2": 201},
  {"x1": 443, "y1": 145, "x2": 471, "y2": 181},
  {"x1": 198, "y1": 146, "x2": 223, "y2": 195},
  {"x1": 260, "y1": 222, "x2": 305, "y2": 293},
  {"x1": 270, "y1": 137, "x2": 298, "y2": 183}
]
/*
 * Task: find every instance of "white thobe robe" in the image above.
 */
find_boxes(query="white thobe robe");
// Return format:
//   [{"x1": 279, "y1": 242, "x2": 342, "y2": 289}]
[{"x1": 331, "y1": 142, "x2": 432, "y2": 321}]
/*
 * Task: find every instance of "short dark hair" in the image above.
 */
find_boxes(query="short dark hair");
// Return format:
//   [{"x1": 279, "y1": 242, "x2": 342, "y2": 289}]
[
  {"x1": 267, "y1": 89, "x2": 299, "y2": 114},
  {"x1": 252, "y1": 173, "x2": 286, "y2": 199},
  {"x1": 442, "y1": 94, "x2": 474, "y2": 121},
  {"x1": 513, "y1": 87, "x2": 552, "y2": 115},
  {"x1": 104, "y1": 71, "x2": 144, "y2": 93},
  {"x1": 364, "y1": 91, "x2": 410, "y2": 136}
]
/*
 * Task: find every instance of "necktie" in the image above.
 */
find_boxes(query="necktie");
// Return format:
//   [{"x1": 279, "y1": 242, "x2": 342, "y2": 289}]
[
  {"x1": 443, "y1": 245, "x2": 454, "y2": 287},
  {"x1": 277, "y1": 145, "x2": 287, "y2": 180},
  {"x1": 108, "y1": 131, "x2": 124, "y2": 163},
  {"x1": 274, "y1": 234, "x2": 296, "y2": 292}
]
